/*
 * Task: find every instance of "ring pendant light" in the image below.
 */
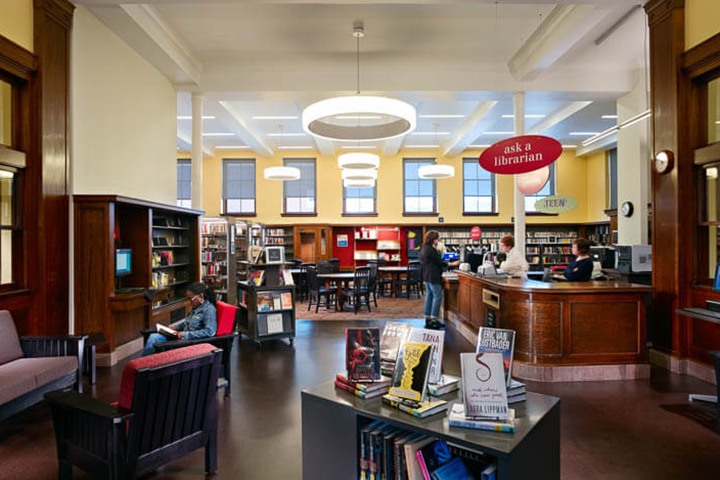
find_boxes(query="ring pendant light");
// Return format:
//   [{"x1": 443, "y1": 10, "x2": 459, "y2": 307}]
[
  {"x1": 264, "y1": 125, "x2": 301, "y2": 181},
  {"x1": 337, "y1": 152, "x2": 380, "y2": 169}
]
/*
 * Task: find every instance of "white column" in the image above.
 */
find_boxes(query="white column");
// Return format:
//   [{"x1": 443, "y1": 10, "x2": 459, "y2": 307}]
[
  {"x1": 617, "y1": 69, "x2": 650, "y2": 245},
  {"x1": 513, "y1": 92, "x2": 526, "y2": 253},
  {"x1": 191, "y1": 93, "x2": 203, "y2": 211}
]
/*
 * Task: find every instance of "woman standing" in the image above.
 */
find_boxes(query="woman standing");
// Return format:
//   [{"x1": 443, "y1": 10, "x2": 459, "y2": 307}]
[{"x1": 420, "y1": 230, "x2": 459, "y2": 329}]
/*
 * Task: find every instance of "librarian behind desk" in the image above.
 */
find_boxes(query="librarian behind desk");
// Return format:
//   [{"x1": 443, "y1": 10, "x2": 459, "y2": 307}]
[{"x1": 443, "y1": 272, "x2": 653, "y2": 381}]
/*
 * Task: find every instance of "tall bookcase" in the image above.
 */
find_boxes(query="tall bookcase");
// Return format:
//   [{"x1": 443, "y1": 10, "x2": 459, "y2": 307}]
[
  {"x1": 200, "y1": 217, "x2": 237, "y2": 304},
  {"x1": 73, "y1": 195, "x2": 201, "y2": 362},
  {"x1": 265, "y1": 226, "x2": 295, "y2": 260},
  {"x1": 354, "y1": 226, "x2": 401, "y2": 266},
  {"x1": 436, "y1": 226, "x2": 512, "y2": 256}
]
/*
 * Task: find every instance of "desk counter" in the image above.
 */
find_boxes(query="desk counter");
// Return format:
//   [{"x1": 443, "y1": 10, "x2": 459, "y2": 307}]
[{"x1": 444, "y1": 272, "x2": 652, "y2": 381}]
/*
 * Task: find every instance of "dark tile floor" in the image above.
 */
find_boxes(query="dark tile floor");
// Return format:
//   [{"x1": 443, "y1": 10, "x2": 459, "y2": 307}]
[{"x1": 1, "y1": 319, "x2": 719, "y2": 479}]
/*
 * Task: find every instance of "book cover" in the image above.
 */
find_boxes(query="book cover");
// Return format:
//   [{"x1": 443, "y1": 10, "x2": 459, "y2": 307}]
[
  {"x1": 360, "y1": 420, "x2": 384, "y2": 480},
  {"x1": 250, "y1": 269, "x2": 265, "y2": 287},
  {"x1": 404, "y1": 437, "x2": 434, "y2": 480},
  {"x1": 395, "y1": 432, "x2": 424, "y2": 480},
  {"x1": 155, "y1": 323, "x2": 179, "y2": 339},
  {"x1": 448, "y1": 404, "x2": 516, "y2": 433},
  {"x1": 256, "y1": 292, "x2": 274, "y2": 311},
  {"x1": 379, "y1": 322, "x2": 412, "y2": 362},
  {"x1": 407, "y1": 327, "x2": 445, "y2": 385},
  {"x1": 475, "y1": 327, "x2": 516, "y2": 387},
  {"x1": 280, "y1": 292, "x2": 293, "y2": 309},
  {"x1": 381, "y1": 394, "x2": 448, "y2": 419},
  {"x1": 272, "y1": 295, "x2": 282, "y2": 310},
  {"x1": 427, "y1": 374, "x2": 461, "y2": 397},
  {"x1": 389, "y1": 341, "x2": 433, "y2": 402},
  {"x1": 460, "y1": 352, "x2": 510, "y2": 419},
  {"x1": 346, "y1": 328, "x2": 381, "y2": 382},
  {"x1": 416, "y1": 439, "x2": 453, "y2": 479},
  {"x1": 429, "y1": 457, "x2": 471, "y2": 480},
  {"x1": 334, "y1": 380, "x2": 388, "y2": 399},
  {"x1": 335, "y1": 373, "x2": 391, "y2": 393}
]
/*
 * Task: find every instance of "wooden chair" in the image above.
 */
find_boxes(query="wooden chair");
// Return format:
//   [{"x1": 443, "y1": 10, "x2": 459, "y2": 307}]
[
  {"x1": 341, "y1": 267, "x2": 372, "y2": 314},
  {"x1": 294, "y1": 264, "x2": 309, "y2": 302},
  {"x1": 395, "y1": 261, "x2": 423, "y2": 299},
  {"x1": 368, "y1": 260, "x2": 392, "y2": 296},
  {"x1": 367, "y1": 262, "x2": 380, "y2": 307},
  {"x1": 153, "y1": 300, "x2": 238, "y2": 396},
  {"x1": 307, "y1": 266, "x2": 336, "y2": 313},
  {"x1": 45, "y1": 343, "x2": 222, "y2": 479}
]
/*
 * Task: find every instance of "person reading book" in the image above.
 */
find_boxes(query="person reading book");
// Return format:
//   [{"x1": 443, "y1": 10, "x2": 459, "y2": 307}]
[{"x1": 142, "y1": 282, "x2": 218, "y2": 356}]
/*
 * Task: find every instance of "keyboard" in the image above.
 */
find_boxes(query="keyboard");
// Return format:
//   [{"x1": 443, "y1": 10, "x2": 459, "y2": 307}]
[{"x1": 682, "y1": 307, "x2": 720, "y2": 320}]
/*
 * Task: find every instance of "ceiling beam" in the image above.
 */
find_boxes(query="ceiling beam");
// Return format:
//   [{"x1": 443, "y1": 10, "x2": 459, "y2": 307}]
[
  {"x1": 527, "y1": 101, "x2": 593, "y2": 134},
  {"x1": 176, "y1": 132, "x2": 213, "y2": 157},
  {"x1": 382, "y1": 136, "x2": 404, "y2": 157},
  {"x1": 507, "y1": 4, "x2": 602, "y2": 81},
  {"x1": 312, "y1": 137, "x2": 336, "y2": 157},
  {"x1": 442, "y1": 101, "x2": 498, "y2": 157},
  {"x1": 218, "y1": 101, "x2": 274, "y2": 157},
  {"x1": 576, "y1": 133, "x2": 617, "y2": 157}
]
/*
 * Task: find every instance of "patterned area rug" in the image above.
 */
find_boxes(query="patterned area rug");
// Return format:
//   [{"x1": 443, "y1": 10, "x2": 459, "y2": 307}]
[{"x1": 297, "y1": 295, "x2": 425, "y2": 320}]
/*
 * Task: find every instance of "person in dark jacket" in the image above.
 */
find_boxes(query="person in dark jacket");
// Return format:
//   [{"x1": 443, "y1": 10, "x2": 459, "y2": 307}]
[
  {"x1": 142, "y1": 282, "x2": 217, "y2": 356},
  {"x1": 563, "y1": 238, "x2": 594, "y2": 281},
  {"x1": 420, "y1": 230, "x2": 460, "y2": 329}
]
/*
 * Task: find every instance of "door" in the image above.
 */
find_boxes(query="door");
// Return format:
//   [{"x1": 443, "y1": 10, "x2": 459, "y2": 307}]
[{"x1": 300, "y1": 231, "x2": 316, "y2": 263}]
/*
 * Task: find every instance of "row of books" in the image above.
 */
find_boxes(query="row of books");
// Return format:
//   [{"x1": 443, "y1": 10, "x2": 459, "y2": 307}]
[
  {"x1": 201, "y1": 222, "x2": 227, "y2": 235},
  {"x1": 359, "y1": 420, "x2": 497, "y2": 480},
  {"x1": 202, "y1": 262, "x2": 225, "y2": 276},
  {"x1": 256, "y1": 291, "x2": 293, "y2": 311},
  {"x1": 247, "y1": 269, "x2": 295, "y2": 287}
]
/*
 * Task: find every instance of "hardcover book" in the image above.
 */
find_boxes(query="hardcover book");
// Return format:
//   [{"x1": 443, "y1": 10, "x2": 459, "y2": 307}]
[
  {"x1": 335, "y1": 373, "x2": 391, "y2": 393},
  {"x1": 250, "y1": 269, "x2": 265, "y2": 287},
  {"x1": 416, "y1": 439, "x2": 453, "y2": 478},
  {"x1": 475, "y1": 327, "x2": 516, "y2": 387},
  {"x1": 460, "y1": 352, "x2": 509, "y2": 419},
  {"x1": 381, "y1": 394, "x2": 448, "y2": 419},
  {"x1": 256, "y1": 292, "x2": 274, "y2": 312},
  {"x1": 407, "y1": 327, "x2": 445, "y2": 385},
  {"x1": 346, "y1": 328, "x2": 382, "y2": 382},
  {"x1": 389, "y1": 341, "x2": 433, "y2": 402},
  {"x1": 379, "y1": 322, "x2": 412, "y2": 362},
  {"x1": 427, "y1": 374, "x2": 461, "y2": 397},
  {"x1": 280, "y1": 292, "x2": 293, "y2": 309},
  {"x1": 448, "y1": 404, "x2": 516, "y2": 433}
]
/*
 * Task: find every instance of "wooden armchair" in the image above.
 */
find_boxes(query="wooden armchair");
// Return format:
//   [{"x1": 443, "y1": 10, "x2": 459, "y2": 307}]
[
  {"x1": 45, "y1": 343, "x2": 222, "y2": 479},
  {"x1": 152, "y1": 300, "x2": 239, "y2": 396}
]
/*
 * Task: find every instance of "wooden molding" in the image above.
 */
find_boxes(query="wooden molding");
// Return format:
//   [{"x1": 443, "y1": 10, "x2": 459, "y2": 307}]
[
  {"x1": 34, "y1": 0, "x2": 74, "y2": 28},
  {"x1": 644, "y1": 0, "x2": 685, "y2": 28},
  {"x1": 683, "y1": 32, "x2": 720, "y2": 79},
  {"x1": 0, "y1": 34, "x2": 36, "y2": 80},
  {"x1": 694, "y1": 142, "x2": 720, "y2": 165}
]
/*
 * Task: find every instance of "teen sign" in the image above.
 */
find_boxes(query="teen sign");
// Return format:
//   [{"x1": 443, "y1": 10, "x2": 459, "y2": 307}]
[{"x1": 479, "y1": 135, "x2": 562, "y2": 175}]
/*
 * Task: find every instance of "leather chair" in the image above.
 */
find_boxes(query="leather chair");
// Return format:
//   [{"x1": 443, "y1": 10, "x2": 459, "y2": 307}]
[{"x1": 45, "y1": 343, "x2": 222, "y2": 479}]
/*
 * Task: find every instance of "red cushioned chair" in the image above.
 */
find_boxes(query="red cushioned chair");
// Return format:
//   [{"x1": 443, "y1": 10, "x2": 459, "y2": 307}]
[
  {"x1": 153, "y1": 300, "x2": 239, "y2": 396},
  {"x1": 45, "y1": 343, "x2": 222, "y2": 479}
]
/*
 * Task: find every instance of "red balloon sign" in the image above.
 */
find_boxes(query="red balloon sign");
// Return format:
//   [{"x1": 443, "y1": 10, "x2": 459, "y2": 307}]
[
  {"x1": 470, "y1": 226, "x2": 482, "y2": 241},
  {"x1": 478, "y1": 135, "x2": 562, "y2": 175}
]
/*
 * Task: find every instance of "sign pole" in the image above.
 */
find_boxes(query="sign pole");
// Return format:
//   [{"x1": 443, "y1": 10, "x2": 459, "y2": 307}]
[{"x1": 513, "y1": 92, "x2": 526, "y2": 254}]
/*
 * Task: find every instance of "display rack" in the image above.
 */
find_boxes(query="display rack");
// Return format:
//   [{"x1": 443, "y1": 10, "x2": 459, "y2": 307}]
[
  {"x1": 151, "y1": 212, "x2": 197, "y2": 308},
  {"x1": 265, "y1": 226, "x2": 295, "y2": 260},
  {"x1": 353, "y1": 226, "x2": 401, "y2": 266},
  {"x1": 200, "y1": 217, "x2": 238, "y2": 304}
]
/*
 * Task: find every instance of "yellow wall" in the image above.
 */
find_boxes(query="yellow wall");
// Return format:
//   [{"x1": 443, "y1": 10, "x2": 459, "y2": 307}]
[
  {"x1": 197, "y1": 147, "x2": 606, "y2": 227},
  {"x1": 0, "y1": 0, "x2": 33, "y2": 52},
  {"x1": 686, "y1": 0, "x2": 720, "y2": 50},
  {"x1": 71, "y1": 6, "x2": 177, "y2": 204}
]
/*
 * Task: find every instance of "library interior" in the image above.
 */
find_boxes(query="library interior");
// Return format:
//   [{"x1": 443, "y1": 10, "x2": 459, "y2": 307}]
[{"x1": 1, "y1": 0, "x2": 720, "y2": 479}]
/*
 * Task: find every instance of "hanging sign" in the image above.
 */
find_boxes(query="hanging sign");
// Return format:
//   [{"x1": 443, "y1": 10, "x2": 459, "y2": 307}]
[
  {"x1": 479, "y1": 135, "x2": 562, "y2": 175},
  {"x1": 517, "y1": 166, "x2": 550, "y2": 195},
  {"x1": 470, "y1": 226, "x2": 482, "y2": 241},
  {"x1": 534, "y1": 195, "x2": 578, "y2": 214}
]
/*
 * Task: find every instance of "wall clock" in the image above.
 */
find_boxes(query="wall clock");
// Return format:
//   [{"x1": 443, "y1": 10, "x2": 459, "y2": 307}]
[
  {"x1": 654, "y1": 150, "x2": 674, "y2": 174},
  {"x1": 621, "y1": 201, "x2": 634, "y2": 217}
]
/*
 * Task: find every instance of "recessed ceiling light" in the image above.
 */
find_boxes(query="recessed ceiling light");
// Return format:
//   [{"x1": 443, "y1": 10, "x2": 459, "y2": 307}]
[
  {"x1": 252, "y1": 116, "x2": 299, "y2": 120},
  {"x1": 716, "y1": 120, "x2": 720, "y2": 124},
  {"x1": 410, "y1": 131, "x2": 450, "y2": 136},
  {"x1": 404, "y1": 144, "x2": 440, "y2": 149},
  {"x1": 202, "y1": 132, "x2": 234, "y2": 137},
  {"x1": 335, "y1": 115, "x2": 383, "y2": 120},
  {"x1": 569, "y1": 132, "x2": 600, "y2": 136},
  {"x1": 500, "y1": 114, "x2": 546, "y2": 119},
  {"x1": 468, "y1": 144, "x2": 491, "y2": 148},
  {"x1": 277, "y1": 145, "x2": 313, "y2": 150},
  {"x1": 341, "y1": 145, "x2": 379, "y2": 149},
  {"x1": 177, "y1": 116, "x2": 215, "y2": 120},
  {"x1": 418, "y1": 114, "x2": 465, "y2": 119},
  {"x1": 483, "y1": 131, "x2": 515, "y2": 135},
  {"x1": 215, "y1": 145, "x2": 251, "y2": 149},
  {"x1": 602, "y1": 115, "x2": 618, "y2": 119},
  {"x1": 267, "y1": 132, "x2": 306, "y2": 137},
  {"x1": 561, "y1": 145, "x2": 578, "y2": 148}
]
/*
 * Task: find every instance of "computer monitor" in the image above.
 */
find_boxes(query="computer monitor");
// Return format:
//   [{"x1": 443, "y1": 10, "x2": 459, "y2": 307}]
[
  {"x1": 443, "y1": 252, "x2": 459, "y2": 262},
  {"x1": 264, "y1": 246, "x2": 285, "y2": 265},
  {"x1": 115, "y1": 249, "x2": 132, "y2": 277},
  {"x1": 467, "y1": 253, "x2": 484, "y2": 273},
  {"x1": 713, "y1": 264, "x2": 720, "y2": 291}
]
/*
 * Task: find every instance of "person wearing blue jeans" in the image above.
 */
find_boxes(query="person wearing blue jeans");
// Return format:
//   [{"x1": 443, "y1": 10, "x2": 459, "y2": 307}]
[
  {"x1": 143, "y1": 282, "x2": 217, "y2": 356},
  {"x1": 420, "y1": 230, "x2": 460, "y2": 330}
]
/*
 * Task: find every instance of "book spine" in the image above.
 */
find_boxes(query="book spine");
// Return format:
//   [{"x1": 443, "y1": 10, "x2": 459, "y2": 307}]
[
  {"x1": 415, "y1": 450, "x2": 432, "y2": 480},
  {"x1": 360, "y1": 428, "x2": 369, "y2": 480},
  {"x1": 334, "y1": 380, "x2": 372, "y2": 399},
  {"x1": 448, "y1": 419, "x2": 515, "y2": 433},
  {"x1": 382, "y1": 397, "x2": 422, "y2": 418}
]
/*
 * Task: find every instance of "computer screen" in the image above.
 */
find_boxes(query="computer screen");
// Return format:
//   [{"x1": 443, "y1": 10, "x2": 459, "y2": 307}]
[
  {"x1": 264, "y1": 246, "x2": 285, "y2": 265},
  {"x1": 116, "y1": 249, "x2": 132, "y2": 277},
  {"x1": 443, "y1": 252, "x2": 459, "y2": 261},
  {"x1": 713, "y1": 264, "x2": 720, "y2": 291}
]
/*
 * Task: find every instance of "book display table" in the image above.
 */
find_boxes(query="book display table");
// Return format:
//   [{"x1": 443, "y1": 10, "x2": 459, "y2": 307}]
[{"x1": 301, "y1": 381, "x2": 560, "y2": 480}]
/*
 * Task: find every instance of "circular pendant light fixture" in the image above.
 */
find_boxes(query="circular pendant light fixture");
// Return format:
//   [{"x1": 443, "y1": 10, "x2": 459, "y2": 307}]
[
  {"x1": 343, "y1": 178, "x2": 375, "y2": 188},
  {"x1": 264, "y1": 166, "x2": 301, "y2": 181},
  {"x1": 342, "y1": 168, "x2": 377, "y2": 181},
  {"x1": 302, "y1": 21, "x2": 416, "y2": 142},
  {"x1": 418, "y1": 164, "x2": 454, "y2": 179},
  {"x1": 337, "y1": 152, "x2": 380, "y2": 169}
]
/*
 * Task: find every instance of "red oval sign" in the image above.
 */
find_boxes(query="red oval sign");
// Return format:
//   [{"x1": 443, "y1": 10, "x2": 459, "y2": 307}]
[
  {"x1": 470, "y1": 226, "x2": 482, "y2": 241},
  {"x1": 478, "y1": 135, "x2": 562, "y2": 175}
]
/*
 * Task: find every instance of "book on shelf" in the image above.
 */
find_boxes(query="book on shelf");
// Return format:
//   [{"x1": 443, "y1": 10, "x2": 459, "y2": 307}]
[
  {"x1": 407, "y1": 327, "x2": 445, "y2": 385},
  {"x1": 475, "y1": 327, "x2": 516, "y2": 387},
  {"x1": 428, "y1": 456, "x2": 471, "y2": 480},
  {"x1": 256, "y1": 292, "x2": 274, "y2": 311},
  {"x1": 404, "y1": 437, "x2": 434, "y2": 480},
  {"x1": 448, "y1": 404, "x2": 516, "y2": 433},
  {"x1": 335, "y1": 373, "x2": 391, "y2": 392},
  {"x1": 281, "y1": 268, "x2": 294, "y2": 286},
  {"x1": 382, "y1": 394, "x2": 448, "y2": 419},
  {"x1": 280, "y1": 292, "x2": 293, "y2": 309},
  {"x1": 155, "y1": 323, "x2": 179, "y2": 339},
  {"x1": 389, "y1": 341, "x2": 433, "y2": 402},
  {"x1": 346, "y1": 328, "x2": 381, "y2": 382},
  {"x1": 272, "y1": 295, "x2": 282, "y2": 310},
  {"x1": 359, "y1": 420, "x2": 384, "y2": 480},
  {"x1": 249, "y1": 269, "x2": 265, "y2": 287},
  {"x1": 427, "y1": 374, "x2": 460, "y2": 397},
  {"x1": 416, "y1": 439, "x2": 453, "y2": 479},
  {"x1": 460, "y1": 352, "x2": 510, "y2": 420},
  {"x1": 334, "y1": 380, "x2": 388, "y2": 399},
  {"x1": 379, "y1": 322, "x2": 412, "y2": 374}
]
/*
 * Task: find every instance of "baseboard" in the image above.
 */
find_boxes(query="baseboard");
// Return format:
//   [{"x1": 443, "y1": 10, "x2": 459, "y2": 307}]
[
  {"x1": 649, "y1": 348, "x2": 717, "y2": 385},
  {"x1": 96, "y1": 337, "x2": 143, "y2": 367}
]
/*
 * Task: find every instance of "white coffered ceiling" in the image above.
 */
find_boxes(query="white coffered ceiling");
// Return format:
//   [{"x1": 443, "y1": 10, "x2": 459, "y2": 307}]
[{"x1": 76, "y1": 0, "x2": 649, "y2": 156}]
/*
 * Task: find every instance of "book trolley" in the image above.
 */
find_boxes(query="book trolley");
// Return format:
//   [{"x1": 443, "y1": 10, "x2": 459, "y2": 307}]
[
  {"x1": 237, "y1": 261, "x2": 295, "y2": 346},
  {"x1": 301, "y1": 381, "x2": 560, "y2": 480}
]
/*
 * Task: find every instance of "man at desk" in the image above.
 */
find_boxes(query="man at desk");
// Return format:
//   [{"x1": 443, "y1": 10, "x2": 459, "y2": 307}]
[{"x1": 563, "y1": 238, "x2": 594, "y2": 281}]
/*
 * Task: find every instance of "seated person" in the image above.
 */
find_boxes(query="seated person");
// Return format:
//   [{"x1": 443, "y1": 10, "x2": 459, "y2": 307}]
[
  {"x1": 563, "y1": 238, "x2": 594, "y2": 282},
  {"x1": 498, "y1": 234, "x2": 529, "y2": 278},
  {"x1": 143, "y1": 282, "x2": 217, "y2": 356}
]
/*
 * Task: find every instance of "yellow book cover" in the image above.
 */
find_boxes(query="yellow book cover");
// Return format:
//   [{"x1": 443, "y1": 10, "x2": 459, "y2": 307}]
[{"x1": 389, "y1": 341, "x2": 433, "y2": 402}]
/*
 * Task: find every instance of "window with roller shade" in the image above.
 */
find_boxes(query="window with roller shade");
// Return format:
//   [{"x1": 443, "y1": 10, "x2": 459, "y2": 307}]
[
  {"x1": 176, "y1": 159, "x2": 191, "y2": 208},
  {"x1": 222, "y1": 158, "x2": 256, "y2": 214},
  {"x1": 463, "y1": 158, "x2": 496, "y2": 214},
  {"x1": 283, "y1": 158, "x2": 316, "y2": 214}
]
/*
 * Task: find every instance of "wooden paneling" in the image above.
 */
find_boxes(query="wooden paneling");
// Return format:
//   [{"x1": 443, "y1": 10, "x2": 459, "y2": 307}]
[{"x1": 570, "y1": 302, "x2": 639, "y2": 355}]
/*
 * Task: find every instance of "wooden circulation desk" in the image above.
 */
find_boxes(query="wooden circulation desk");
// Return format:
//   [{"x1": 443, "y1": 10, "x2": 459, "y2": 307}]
[{"x1": 444, "y1": 272, "x2": 653, "y2": 382}]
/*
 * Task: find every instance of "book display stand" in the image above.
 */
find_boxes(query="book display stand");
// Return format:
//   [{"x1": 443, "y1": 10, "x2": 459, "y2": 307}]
[{"x1": 302, "y1": 381, "x2": 560, "y2": 480}]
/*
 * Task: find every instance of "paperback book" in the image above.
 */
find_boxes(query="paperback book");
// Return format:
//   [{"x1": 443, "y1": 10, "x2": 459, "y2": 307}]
[
  {"x1": 155, "y1": 323, "x2": 179, "y2": 339},
  {"x1": 280, "y1": 292, "x2": 293, "y2": 309},
  {"x1": 256, "y1": 292, "x2": 274, "y2": 312},
  {"x1": 427, "y1": 374, "x2": 461, "y2": 397},
  {"x1": 389, "y1": 341, "x2": 433, "y2": 402},
  {"x1": 475, "y1": 327, "x2": 516, "y2": 387},
  {"x1": 249, "y1": 269, "x2": 265, "y2": 287},
  {"x1": 407, "y1": 327, "x2": 445, "y2": 385},
  {"x1": 460, "y1": 352, "x2": 510, "y2": 419},
  {"x1": 346, "y1": 328, "x2": 382, "y2": 382},
  {"x1": 448, "y1": 404, "x2": 516, "y2": 433}
]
